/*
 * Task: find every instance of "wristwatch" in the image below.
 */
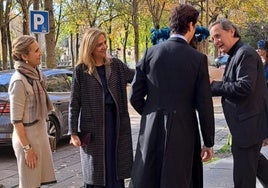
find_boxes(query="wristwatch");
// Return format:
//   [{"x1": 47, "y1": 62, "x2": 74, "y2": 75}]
[{"x1": 22, "y1": 144, "x2": 32, "y2": 152}]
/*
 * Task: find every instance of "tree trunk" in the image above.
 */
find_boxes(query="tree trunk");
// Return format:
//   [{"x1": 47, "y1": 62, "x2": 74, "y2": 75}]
[
  {"x1": 5, "y1": 0, "x2": 12, "y2": 69},
  {"x1": 146, "y1": 0, "x2": 165, "y2": 30},
  {"x1": 55, "y1": 0, "x2": 63, "y2": 44},
  {"x1": 132, "y1": 0, "x2": 139, "y2": 64},
  {"x1": 70, "y1": 33, "x2": 74, "y2": 67},
  {"x1": 1, "y1": 27, "x2": 8, "y2": 70},
  {"x1": 76, "y1": 32, "x2": 79, "y2": 63},
  {"x1": 107, "y1": 11, "x2": 112, "y2": 56},
  {"x1": 44, "y1": 0, "x2": 56, "y2": 68},
  {"x1": 19, "y1": 0, "x2": 30, "y2": 35},
  {"x1": 33, "y1": 0, "x2": 39, "y2": 41},
  {"x1": 7, "y1": 25, "x2": 13, "y2": 69},
  {"x1": 122, "y1": 23, "x2": 129, "y2": 64},
  {"x1": 0, "y1": 1, "x2": 7, "y2": 70}
]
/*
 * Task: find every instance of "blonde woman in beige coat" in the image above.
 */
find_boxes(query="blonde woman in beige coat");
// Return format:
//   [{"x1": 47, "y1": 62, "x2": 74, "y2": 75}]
[{"x1": 9, "y1": 35, "x2": 56, "y2": 188}]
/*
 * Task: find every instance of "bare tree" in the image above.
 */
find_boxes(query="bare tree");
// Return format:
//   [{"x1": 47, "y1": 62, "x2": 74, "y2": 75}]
[{"x1": 145, "y1": 0, "x2": 165, "y2": 29}]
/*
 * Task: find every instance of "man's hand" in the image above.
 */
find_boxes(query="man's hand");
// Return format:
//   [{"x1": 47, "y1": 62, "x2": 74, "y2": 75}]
[
  {"x1": 70, "y1": 134, "x2": 81, "y2": 147},
  {"x1": 201, "y1": 145, "x2": 214, "y2": 162},
  {"x1": 210, "y1": 78, "x2": 214, "y2": 84}
]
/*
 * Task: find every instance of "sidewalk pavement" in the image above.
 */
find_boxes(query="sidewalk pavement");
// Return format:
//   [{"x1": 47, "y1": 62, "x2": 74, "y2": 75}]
[
  {"x1": 203, "y1": 100, "x2": 268, "y2": 188},
  {"x1": 204, "y1": 143, "x2": 268, "y2": 188},
  {"x1": 130, "y1": 98, "x2": 267, "y2": 188},
  {"x1": 1, "y1": 97, "x2": 266, "y2": 188}
]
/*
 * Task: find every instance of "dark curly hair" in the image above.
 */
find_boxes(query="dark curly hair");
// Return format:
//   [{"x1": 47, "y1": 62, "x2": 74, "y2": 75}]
[{"x1": 169, "y1": 4, "x2": 199, "y2": 35}]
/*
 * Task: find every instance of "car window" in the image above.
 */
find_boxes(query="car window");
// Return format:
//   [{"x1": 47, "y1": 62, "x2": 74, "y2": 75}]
[
  {"x1": 46, "y1": 74, "x2": 71, "y2": 92},
  {"x1": 0, "y1": 73, "x2": 12, "y2": 92},
  {"x1": 66, "y1": 73, "x2": 72, "y2": 86}
]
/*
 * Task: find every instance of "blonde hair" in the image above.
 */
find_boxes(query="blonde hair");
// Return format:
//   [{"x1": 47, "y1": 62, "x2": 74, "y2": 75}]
[
  {"x1": 12, "y1": 35, "x2": 36, "y2": 61},
  {"x1": 77, "y1": 28, "x2": 110, "y2": 74}
]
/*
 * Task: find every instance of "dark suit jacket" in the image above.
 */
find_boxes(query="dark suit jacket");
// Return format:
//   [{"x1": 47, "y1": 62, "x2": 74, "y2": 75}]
[
  {"x1": 130, "y1": 37, "x2": 215, "y2": 188},
  {"x1": 211, "y1": 40, "x2": 268, "y2": 147}
]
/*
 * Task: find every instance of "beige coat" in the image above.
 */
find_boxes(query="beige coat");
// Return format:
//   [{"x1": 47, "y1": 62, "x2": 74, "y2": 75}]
[{"x1": 9, "y1": 71, "x2": 56, "y2": 188}]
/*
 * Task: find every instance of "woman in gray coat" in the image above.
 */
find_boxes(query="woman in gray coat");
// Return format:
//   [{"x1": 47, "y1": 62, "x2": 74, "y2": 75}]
[{"x1": 68, "y1": 28, "x2": 134, "y2": 188}]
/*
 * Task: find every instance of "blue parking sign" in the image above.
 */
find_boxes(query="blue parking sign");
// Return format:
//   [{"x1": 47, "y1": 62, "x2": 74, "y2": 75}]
[{"x1": 30, "y1": 10, "x2": 49, "y2": 33}]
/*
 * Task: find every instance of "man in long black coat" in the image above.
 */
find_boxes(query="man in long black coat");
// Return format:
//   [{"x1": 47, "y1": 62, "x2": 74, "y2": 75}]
[
  {"x1": 209, "y1": 19, "x2": 268, "y2": 188},
  {"x1": 129, "y1": 4, "x2": 215, "y2": 188}
]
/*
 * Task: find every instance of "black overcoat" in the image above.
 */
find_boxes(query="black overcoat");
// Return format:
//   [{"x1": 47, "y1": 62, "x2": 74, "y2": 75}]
[
  {"x1": 130, "y1": 37, "x2": 215, "y2": 188},
  {"x1": 211, "y1": 41, "x2": 268, "y2": 147},
  {"x1": 68, "y1": 58, "x2": 134, "y2": 185}
]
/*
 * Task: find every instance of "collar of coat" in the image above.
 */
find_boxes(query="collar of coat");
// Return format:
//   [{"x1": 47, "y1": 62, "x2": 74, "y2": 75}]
[
  {"x1": 168, "y1": 37, "x2": 188, "y2": 45},
  {"x1": 227, "y1": 39, "x2": 243, "y2": 57}
]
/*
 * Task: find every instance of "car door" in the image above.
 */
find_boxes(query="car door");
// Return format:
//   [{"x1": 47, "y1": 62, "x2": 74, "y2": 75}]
[{"x1": 46, "y1": 72, "x2": 72, "y2": 138}]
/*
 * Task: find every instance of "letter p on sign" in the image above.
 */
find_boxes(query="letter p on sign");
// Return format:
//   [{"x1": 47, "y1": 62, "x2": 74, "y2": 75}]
[
  {"x1": 30, "y1": 10, "x2": 49, "y2": 33},
  {"x1": 34, "y1": 14, "x2": 44, "y2": 30}
]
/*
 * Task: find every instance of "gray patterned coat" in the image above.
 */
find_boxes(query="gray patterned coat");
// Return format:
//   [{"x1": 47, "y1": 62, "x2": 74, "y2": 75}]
[{"x1": 68, "y1": 58, "x2": 134, "y2": 185}]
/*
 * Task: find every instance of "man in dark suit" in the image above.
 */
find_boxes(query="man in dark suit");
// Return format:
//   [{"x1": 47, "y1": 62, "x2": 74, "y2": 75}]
[
  {"x1": 209, "y1": 18, "x2": 268, "y2": 188},
  {"x1": 130, "y1": 4, "x2": 215, "y2": 188}
]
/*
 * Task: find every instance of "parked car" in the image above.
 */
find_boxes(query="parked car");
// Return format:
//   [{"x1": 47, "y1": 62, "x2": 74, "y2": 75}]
[
  {"x1": 0, "y1": 68, "x2": 73, "y2": 146},
  {"x1": 214, "y1": 54, "x2": 229, "y2": 68}
]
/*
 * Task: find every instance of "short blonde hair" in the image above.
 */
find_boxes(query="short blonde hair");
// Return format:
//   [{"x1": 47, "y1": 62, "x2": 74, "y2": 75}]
[
  {"x1": 77, "y1": 28, "x2": 110, "y2": 74},
  {"x1": 12, "y1": 35, "x2": 36, "y2": 61}
]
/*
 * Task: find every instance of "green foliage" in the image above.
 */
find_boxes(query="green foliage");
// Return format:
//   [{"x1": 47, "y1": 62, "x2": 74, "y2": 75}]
[
  {"x1": 216, "y1": 143, "x2": 231, "y2": 154},
  {"x1": 6, "y1": 0, "x2": 268, "y2": 64},
  {"x1": 242, "y1": 22, "x2": 268, "y2": 48}
]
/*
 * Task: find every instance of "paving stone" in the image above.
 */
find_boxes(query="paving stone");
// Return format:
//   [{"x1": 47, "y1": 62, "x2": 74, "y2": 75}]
[{"x1": 0, "y1": 101, "x2": 231, "y2": 188}]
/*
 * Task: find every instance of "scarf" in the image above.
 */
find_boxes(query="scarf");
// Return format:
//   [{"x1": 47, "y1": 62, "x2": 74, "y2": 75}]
[{"x1": 14, "y1": 61, "x2": 53, "y2": 121}]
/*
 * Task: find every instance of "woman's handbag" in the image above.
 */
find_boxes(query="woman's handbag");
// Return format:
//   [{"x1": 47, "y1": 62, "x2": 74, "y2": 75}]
[{"x1": 78, "y1": 132, "x2": 92, "y2": 147}]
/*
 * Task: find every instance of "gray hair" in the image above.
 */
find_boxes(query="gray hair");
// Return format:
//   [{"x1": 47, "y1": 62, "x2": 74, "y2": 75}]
[{"x1": 209, "y1": 19, "x2": 241, "y2": 38}]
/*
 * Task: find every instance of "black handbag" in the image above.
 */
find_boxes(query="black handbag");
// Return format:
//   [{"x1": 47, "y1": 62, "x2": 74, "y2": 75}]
[{"x1": 78, "y1": 132, "x2": 92, "y2": 147}]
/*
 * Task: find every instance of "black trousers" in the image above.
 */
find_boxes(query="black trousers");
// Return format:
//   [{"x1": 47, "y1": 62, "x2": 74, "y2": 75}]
[
  {"x1": 257, "y1": 153, "x2": 268, "y2": 188},
  {"x1": 232, "y1": 141, "x2": 268, "y2": 188},
  {"x1": 190, "y1": 132, "x2": 203, "y2": 188}
]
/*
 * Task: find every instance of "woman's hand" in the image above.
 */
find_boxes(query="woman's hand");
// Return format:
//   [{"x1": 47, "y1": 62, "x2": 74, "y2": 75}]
[
  {"x1": 25, "y1": 149, "x2": 38, "y2": 169},
  {"x1": 70, "y1": 134, "x2": 81, "y2": 147}
]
